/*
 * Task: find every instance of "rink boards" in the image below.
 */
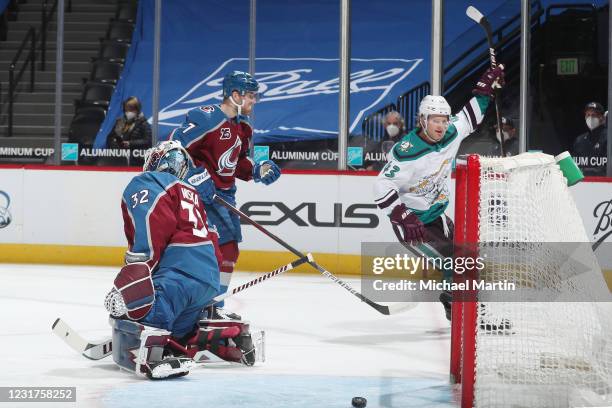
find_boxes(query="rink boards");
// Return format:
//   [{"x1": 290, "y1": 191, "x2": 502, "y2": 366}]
[{"x1": 0, "y1": 166, "x2": 610, "y2": 282}]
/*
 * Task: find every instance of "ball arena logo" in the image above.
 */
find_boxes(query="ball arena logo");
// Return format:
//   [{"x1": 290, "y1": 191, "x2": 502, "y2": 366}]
[{"x1": 0, "y1": 190, "x2": 12, "y2": 228}]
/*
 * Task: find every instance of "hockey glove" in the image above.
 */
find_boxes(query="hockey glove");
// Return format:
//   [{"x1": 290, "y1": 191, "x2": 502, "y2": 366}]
[
  {"x1": 253, "y1": 160, "x2": 281, "y2": 185},
  {"x1": 186, "y1": 166, "x2": 216, "y2": 205},
  {"x1": 390, "y1": 203, "x2": 425, "y2": 243},
  {"x1": 473, "y1": 65, "x2": 505, "y2": 98}
]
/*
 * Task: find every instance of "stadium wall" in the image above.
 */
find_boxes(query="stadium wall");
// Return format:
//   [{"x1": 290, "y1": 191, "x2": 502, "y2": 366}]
[{"x1": 0, "y1": 166, "x2": 610, "y2": 287}]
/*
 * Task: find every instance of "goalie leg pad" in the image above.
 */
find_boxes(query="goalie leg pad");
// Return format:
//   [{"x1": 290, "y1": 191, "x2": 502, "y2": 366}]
[
  {"x1": 182, "y1": 320, "x2": 262, "y2": 366},
  {"x1": 109, "y1": 317, "x2": 195, "y2": 379}
]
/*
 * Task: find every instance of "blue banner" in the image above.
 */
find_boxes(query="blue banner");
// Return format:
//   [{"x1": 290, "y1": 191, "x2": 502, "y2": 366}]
[
  {"x1": 93, "y1": 0, "x2": 503, "y2": 148},
  {"x1": 158, "y1": 58, "x2": 423, "y2": 141}
]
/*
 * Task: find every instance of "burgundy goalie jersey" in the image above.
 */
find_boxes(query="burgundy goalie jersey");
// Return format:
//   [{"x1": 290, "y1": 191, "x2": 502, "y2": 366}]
[{"x1": 121, "y1": 171, "x2": 220, "y2": 289}]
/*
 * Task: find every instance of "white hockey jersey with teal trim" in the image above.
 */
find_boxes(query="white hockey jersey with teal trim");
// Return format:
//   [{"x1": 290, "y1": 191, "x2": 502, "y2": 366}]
[{"x1": 374, "y1": 95, "x2": 490, "y2": 224}]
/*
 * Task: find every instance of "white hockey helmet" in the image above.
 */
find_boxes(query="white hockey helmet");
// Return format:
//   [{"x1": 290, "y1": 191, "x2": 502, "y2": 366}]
[{"x1": 418, "y1": 95, "x2": 451, "y2": 124}]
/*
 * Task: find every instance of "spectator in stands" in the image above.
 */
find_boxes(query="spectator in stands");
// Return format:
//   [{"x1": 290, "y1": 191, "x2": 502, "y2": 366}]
[
  {"x1": 490, "y1": 116, "x2": 518, "y2": 157},
  {"x1": 106, "y1": 96, "x2": 152, "y2": 152},
  {"x1": 364, "y1": 111, "x2": 405, "y2": 171},
  {"x1": 572, "y1": 101, "x2": 608, "y2": 176}
]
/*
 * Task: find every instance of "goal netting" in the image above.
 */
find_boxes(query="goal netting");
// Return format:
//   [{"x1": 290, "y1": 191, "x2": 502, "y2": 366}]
[{"x1": 450, "y1": 153, "x2": 612, "y2": 408}]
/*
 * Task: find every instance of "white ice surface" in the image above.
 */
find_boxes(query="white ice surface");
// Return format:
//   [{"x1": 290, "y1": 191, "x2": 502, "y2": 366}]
[{"x1": 0, "y1": 264, "x2": 455, "y2": 408}]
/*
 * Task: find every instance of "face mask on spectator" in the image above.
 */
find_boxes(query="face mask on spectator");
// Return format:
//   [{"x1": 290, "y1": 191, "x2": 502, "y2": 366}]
[
  {"x1": 125, "y1": 111, "x2": 137, "y2": 121},
  {"x1": 386, "y1": 124, "x2": 400, "y2": 138},
  {"x1": 585, "y1": 116, "x2": 601, "y2": 130},
  {"x1": 495, "y1": 130, "x2": 511, "y2": 143}
]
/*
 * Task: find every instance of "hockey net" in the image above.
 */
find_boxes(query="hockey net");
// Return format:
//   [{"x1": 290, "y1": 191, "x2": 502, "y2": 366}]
[{"x1": 450, "y1": 153, "x2": 612, "y2": 408}]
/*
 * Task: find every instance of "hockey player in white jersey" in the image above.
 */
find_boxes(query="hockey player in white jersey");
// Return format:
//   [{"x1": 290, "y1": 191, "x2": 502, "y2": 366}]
[{"x1": 374, "y1": 65, "x2": 505, "y2": 319}]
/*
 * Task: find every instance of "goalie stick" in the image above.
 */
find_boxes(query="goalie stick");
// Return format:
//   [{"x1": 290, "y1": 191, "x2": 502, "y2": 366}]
[
  {"x1": 207, "y1": 254, "x2": 312, "y2": 306},
  {"x1": 52, "y1": 318, "x2": 113, "y2": 360},
  {"x1": 466, "y1": 5, "x2": 505, "y2": 156},
  {"x1": 52, "y1": 256, "x2": 310, "y2": 360},
  {"x1": 214, "y1": 195, "x2": 417, "y2": 316}
]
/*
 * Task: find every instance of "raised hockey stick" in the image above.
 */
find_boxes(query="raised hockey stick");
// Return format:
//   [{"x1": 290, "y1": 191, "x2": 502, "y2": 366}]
[
  {"x1": 52, "y1": 318, "x2": 113, "y2": 360},
  {"x1": 466, "y1": 5, "x2": 505, "y2": 156},
  {"x1": 214, "y1": 195, "x2": 417, "y2": 316},
  {"x1": 52, "y1": 256, "x2": 311, "y2": 361}
]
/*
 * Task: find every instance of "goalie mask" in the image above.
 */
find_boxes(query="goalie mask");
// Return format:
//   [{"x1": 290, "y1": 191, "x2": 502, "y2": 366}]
[{"x1": 143, "y1": 140, "x2": 191, "y2": 180}]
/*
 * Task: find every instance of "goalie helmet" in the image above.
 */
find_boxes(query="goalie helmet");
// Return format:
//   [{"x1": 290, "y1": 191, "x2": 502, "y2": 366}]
[
  {"x1": 143, "y1": 140, "x2": 190, "y2": 180},
  {"x1": 222, "y1": 71, "x2": 259, "y2": 98},
  {"x1": 418, "y1": 95, "x2": 451, "y2": 124}
]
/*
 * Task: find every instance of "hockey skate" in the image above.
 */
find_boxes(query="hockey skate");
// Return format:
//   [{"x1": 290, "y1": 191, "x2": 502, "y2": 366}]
[
  {"x1": 439, "y1": 291, "x2": 452, "y2": 321},
  {"x1": 145, "y1": 356, "x2": 195, "y2": 380}
]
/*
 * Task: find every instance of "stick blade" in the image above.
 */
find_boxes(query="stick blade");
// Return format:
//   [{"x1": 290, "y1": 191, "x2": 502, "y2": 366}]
[
  {"x1": 466, "y1": 6, "x2": 484, "y2": 23},
  {"x1": 386, "y1": 302, "x2": 419, "y2": 315},
  {"x1": 52, "y1": 318, "x2": 113, "y2": 360},
  {"x1": 52, "y1": 318, "x2": 88, "y2": 353}
]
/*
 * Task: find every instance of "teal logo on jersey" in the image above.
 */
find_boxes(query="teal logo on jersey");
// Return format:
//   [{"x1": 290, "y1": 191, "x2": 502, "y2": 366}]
[
  {"x1": 254, "y1": 145, "x2": 269, "y2": 162},
  {"x1": 399, "y1": 141, "x2": 412, "y2": 151},
  {"x1": 348, "y1": 147, "x2": 363, "y2": 166},
  {"x1": 61, "y1": 143, "x2": 78, "y2": 161}
]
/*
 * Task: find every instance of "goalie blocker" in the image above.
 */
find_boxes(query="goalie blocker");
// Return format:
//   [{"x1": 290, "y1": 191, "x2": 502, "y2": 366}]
[{"x1": 110, "y1": 317, "x2": 264, "y2": 379}]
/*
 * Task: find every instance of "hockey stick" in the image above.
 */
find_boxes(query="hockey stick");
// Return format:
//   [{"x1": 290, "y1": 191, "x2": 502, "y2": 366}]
[
  {"x1": 52, "y1": 318, "x2": 113, "y2": 360},
  {"x1": 207, "y1": 254, "x2": 312, "y2": 306},
  {"x1": 214, "y1": 195, "x2": 417, "y2": 315},
  {"x1": 391, "y1": 224, "x2": 445, "y2": 260},
  {"x1": 466, "y1": 5, "x2": 505, "y2": 156}
]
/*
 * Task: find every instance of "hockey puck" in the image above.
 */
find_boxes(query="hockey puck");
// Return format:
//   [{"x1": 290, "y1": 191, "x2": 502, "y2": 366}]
[{"x1": 351, "y1": 396, "x2": 367, "y2": 407}]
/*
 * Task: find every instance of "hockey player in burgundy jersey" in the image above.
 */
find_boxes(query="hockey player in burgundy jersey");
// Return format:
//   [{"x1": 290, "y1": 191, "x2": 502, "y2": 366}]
[
  {"x1": 170, "y1": 71, "x2": 281, "y2": 320},
  {"x1": 104, "y1": 140, "x2": 259, "y2": 379}
]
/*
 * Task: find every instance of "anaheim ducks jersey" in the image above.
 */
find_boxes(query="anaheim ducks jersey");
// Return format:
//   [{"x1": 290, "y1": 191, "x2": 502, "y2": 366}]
[{"x1": 374, "y1": 95, "x2": 490, "y2": 224}]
